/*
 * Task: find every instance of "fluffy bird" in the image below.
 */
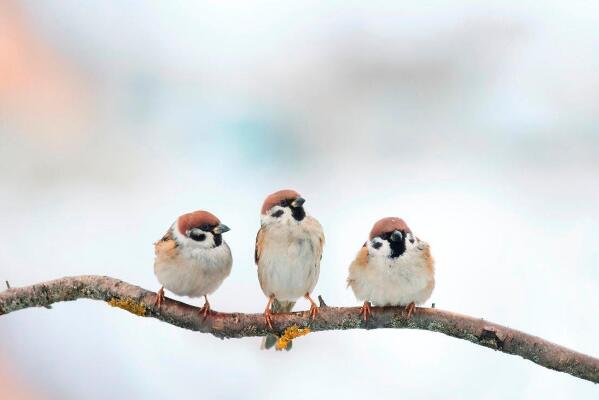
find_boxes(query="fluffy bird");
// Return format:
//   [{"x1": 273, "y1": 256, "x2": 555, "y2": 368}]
[
  {"x1": 255, "y1": 189, "x2": 325, "y2": 329},
  {"x1": 154, "y1": 210, "x2": 232, "y2": 316},
  {"x1": 347, "y1": 217, "x2": 434, "y2": 320}
]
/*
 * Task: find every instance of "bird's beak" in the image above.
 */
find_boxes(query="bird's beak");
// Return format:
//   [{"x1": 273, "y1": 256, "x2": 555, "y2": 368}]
[
  {"x1": 390, "y1": 230, "x2": 403, "y2": 242},
  {"x1": 213, "y1": 224, "x2": 231, "y2": 235},
  {"x1": 291, "y1": 197, "x2": 306, "y2": 208}
]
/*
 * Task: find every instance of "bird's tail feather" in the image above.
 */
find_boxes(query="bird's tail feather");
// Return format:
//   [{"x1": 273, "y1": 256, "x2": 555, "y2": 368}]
[
  {"x1": 260, "y1": 299, "x2": 296, "y2": 350},
  {"x1": 271, "y1": 299, "x2": 295, "y2": 313}
]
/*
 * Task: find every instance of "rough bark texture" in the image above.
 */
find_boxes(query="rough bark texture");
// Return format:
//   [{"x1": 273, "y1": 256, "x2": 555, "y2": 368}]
[{"x1": 1, "y1": 275, "x2": 598, "y2": 384}]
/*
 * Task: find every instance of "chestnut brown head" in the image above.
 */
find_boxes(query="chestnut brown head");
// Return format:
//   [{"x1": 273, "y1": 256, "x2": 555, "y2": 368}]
[
  {"x1": 261, "y1": 189, "x2": 306, "y2": 222},
  {"x1": 368, "y1": 217, "x2": 412, "y2": 258},
  {"x1": 177, "y1": 210, "x2": 230, "y2": 247}
]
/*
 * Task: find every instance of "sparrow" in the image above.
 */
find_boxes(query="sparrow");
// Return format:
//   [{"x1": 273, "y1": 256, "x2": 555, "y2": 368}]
[
  {"x1": 153, "y1": 210, "x2": 232, "y2": 316},
  {"x1": 347, "y1": 217, "x2": 434, "y2": 321},
  {"x1": 255, "y1": 189, "x2": 325, "y2": 329}
]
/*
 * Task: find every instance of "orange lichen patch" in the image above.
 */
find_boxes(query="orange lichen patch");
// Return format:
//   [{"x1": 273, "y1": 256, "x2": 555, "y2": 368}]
[
  {"x1": 107, "y1": 297, "x2": 147, "y2": 316},
  {"x1": 275, "y1": 325, "x2": 311, "y2": 351}
]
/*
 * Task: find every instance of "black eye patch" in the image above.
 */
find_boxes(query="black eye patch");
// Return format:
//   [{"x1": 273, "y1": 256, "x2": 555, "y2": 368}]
[
  {"x1": 199, "y1": 224, "x2": 214, "y2": 232},
  {"x1": 372, "y1": 241, "x2": 383, "y2": 250},
  {"x1": 189, "y1": 232, "x2": 206, "y2": 242},
  {"x1": 279, "y1": 199, "x2": 291, "y2": 207},
  {"x1": 271, "y1": 210, "x2": 284, "y2": 218}
]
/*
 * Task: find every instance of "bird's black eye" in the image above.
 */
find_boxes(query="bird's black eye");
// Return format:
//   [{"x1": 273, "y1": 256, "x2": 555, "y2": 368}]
[
  {"x1": 279, "y1": 199, "x2": 289, "y2": 207},
  {"x1": 199, "y1": 224, "x2": 212, "y2": 232},
  {"x1": 271, "y1": 209, "x2": 284, "y2": 218},
  {"x1": 372, "y1": 241, "x2": 382, "y2": 250},
  {"x1": 189, "y1": 231, "x2": 206, "y2": 241}
]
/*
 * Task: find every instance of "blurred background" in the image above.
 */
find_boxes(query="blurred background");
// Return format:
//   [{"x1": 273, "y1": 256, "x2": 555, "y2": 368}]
[{"x1": 1, "y1": 1, "x2": 598, "y2": 398}]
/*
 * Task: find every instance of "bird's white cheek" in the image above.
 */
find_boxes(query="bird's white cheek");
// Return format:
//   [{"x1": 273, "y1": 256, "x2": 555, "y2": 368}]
[
  {"x1": 173, "y1": 227, "x2": 216, "y2": 250},
  {"x1": 280, "y1": 213, "x2": 295, "y2": 225},
  {"x1": 200, "y1": 233, "x2": 217, "y2": 249},
  {"x1": 367, "y1": 240, "x2": 391, "y2": 258},
  {"x1": 189, "y1": 239, "x2": 214, "y2": 252},
  {"x1": 261, "y1": 208, "x2": 293, "y2": 225}
]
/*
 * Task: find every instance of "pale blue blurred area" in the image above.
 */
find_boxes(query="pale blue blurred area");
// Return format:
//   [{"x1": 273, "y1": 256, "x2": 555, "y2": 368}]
[{"x1": 1, "y1": 1, "x2": 599, "y2": 399}]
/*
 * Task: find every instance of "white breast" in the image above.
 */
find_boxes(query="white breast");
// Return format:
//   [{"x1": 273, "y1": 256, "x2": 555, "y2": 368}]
[
  {"x1": 258, "y1": 220, "x2": 323, "y2": 302},
  {"x1": 350, "y1": 243, "x2": 434, "y2": 306},
  {"x1": 154, "y1": 242, "x2": 232, "y2": 298}
]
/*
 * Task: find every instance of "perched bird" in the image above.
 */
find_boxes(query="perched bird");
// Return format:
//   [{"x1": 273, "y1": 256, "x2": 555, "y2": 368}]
[
  {"x1": 347, "y1": 217, "x2": 434, "y2": 320},
  {"x1": 255, "y1": 189, "x2": 325, "y2": 329},
  {"x1": 154, "y1": 210, "x2": 232, "y2": 316}
]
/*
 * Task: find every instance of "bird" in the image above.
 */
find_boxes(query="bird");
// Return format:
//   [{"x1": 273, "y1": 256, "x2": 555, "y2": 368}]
[
  {"x1": 347, "y1": 217, "x2": 434, "y2": 321},
  {"x1": 153, "y1": 210, "x2": 232, "y2": 317},
  {"x1": 255, "y1": 189, "x2": 325, "y2": 329}
]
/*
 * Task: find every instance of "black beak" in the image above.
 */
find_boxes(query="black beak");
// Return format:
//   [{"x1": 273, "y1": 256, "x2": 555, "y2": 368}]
[
  {"x1": 212, "y1": 224, "x2": 231, "y2": 235},
  {"x1": 291, "y1": 197, "x2": 305, "y2": 208},
  {"x1": 390, "y1": 230, "x2": 403, "y2": 242}
]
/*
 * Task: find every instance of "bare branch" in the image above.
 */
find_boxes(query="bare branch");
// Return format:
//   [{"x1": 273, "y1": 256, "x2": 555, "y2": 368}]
[{"x1": 1, "y1": 275, "x2": 598, "y2": 383}]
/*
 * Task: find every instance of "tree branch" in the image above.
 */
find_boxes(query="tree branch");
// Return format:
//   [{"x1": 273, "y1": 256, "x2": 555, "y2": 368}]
[{"x1": 1, "y1": 275, "x2": 597, "y2": 383}]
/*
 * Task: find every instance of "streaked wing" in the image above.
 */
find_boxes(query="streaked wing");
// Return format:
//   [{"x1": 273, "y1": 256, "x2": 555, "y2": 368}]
[
  {"x1": 154, "y1": 227, "x2": 178, "y2": 257},
  {"x1": 255, "y1": 226, "x2": 266, "y2": 265}
]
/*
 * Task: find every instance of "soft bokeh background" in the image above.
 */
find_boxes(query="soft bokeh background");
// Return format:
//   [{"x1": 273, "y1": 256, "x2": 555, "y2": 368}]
[{"x1": 1, "y1": 1, "x2": 598, "y2": 398}]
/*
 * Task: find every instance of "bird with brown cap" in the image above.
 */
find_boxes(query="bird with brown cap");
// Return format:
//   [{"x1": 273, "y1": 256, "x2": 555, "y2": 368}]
[
  {"x1": 153, "y1": 210, "x2": 232, "y2": 316},
  {"x1": 255, "y1": 189, "x2": 325, "y2": 330},
  {"x1": 347, "y1": 217, "x2": 434, "y2": 321}
]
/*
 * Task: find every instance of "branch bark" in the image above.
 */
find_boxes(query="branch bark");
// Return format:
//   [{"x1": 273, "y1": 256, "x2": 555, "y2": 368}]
[{"x1": 1, "y1": 275, "x2": 597, "y2": 384}]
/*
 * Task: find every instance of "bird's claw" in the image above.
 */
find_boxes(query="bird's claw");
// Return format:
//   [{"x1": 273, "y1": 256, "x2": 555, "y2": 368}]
[
  {"x1": 154, "y1": 287, "x2": 165, "y2": 309},
  {"x1": 305, "y1": 293, "x2": 319, "y2": 321},
  {"x1": 359, "y1": 301, "x2": 372, "y2": 321},
  {"x1": 264, "y1": 310, "x2": 274, "y2": 330},
  {"x1": 199, "y1": 297, "x2": 211, "y2": 318},
  {"x1": 405, "y1": 302, "x2": 416, "y2": 319},
  {"x1": 199, "y1": 305, "x2": 210, "y2": 318}
]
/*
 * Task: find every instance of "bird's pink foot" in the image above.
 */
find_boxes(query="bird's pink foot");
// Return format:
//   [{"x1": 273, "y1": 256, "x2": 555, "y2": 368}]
[
  {"x1": 264, "y1": 295, "x2": 275, "y2": 329},
  {"x1": 199, "y1": 296, "x2": 211, "y2": 318},
  {"x1": 305, "y1": 293, "x2": 318, "y2": 320},
  {"x1": 154, "y1": 287, "x2": 165, "y2": 309},
  {"x1": 359, "y1": 301, "x2": 372, "y2": 321}
]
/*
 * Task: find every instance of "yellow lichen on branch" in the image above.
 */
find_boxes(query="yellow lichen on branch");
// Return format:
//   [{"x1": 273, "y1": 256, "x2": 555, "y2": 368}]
[
  {"x1": 275, "y1": 325, "x2": 311, "y2": 351},
  {"x1": 108, "y1": 297, "x2": 147, "y2": 316}
]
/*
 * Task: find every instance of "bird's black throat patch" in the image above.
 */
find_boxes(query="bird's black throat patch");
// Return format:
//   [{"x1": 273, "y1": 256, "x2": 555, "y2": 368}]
[
  {"x1": 379, "y1": 231, "x2": 407, "y2": 258},
  {"x1": 291, "y1": 206, "x2": 306, "y2": 222},
  {"x1": 213, "y1": 234, "x2": 223, "y2": 247},
  {"x1": 389, "y1": 239, "x2": 406, "y2": 258}
]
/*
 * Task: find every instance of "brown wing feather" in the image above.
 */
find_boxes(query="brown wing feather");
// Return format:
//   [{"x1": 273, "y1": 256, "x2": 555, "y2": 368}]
[
  {"x1": 347, "y1": 245, "x2": 369, "y2": 288},
  {"x1": 255, "y1": 226, "x2": 265, "y2": 265},
  {"x1": 421, "y1": 244, "x2": 435, "y2": 276},
  {"x1": 154, "y1": 227, "x2": 178, "y2": 258}
]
